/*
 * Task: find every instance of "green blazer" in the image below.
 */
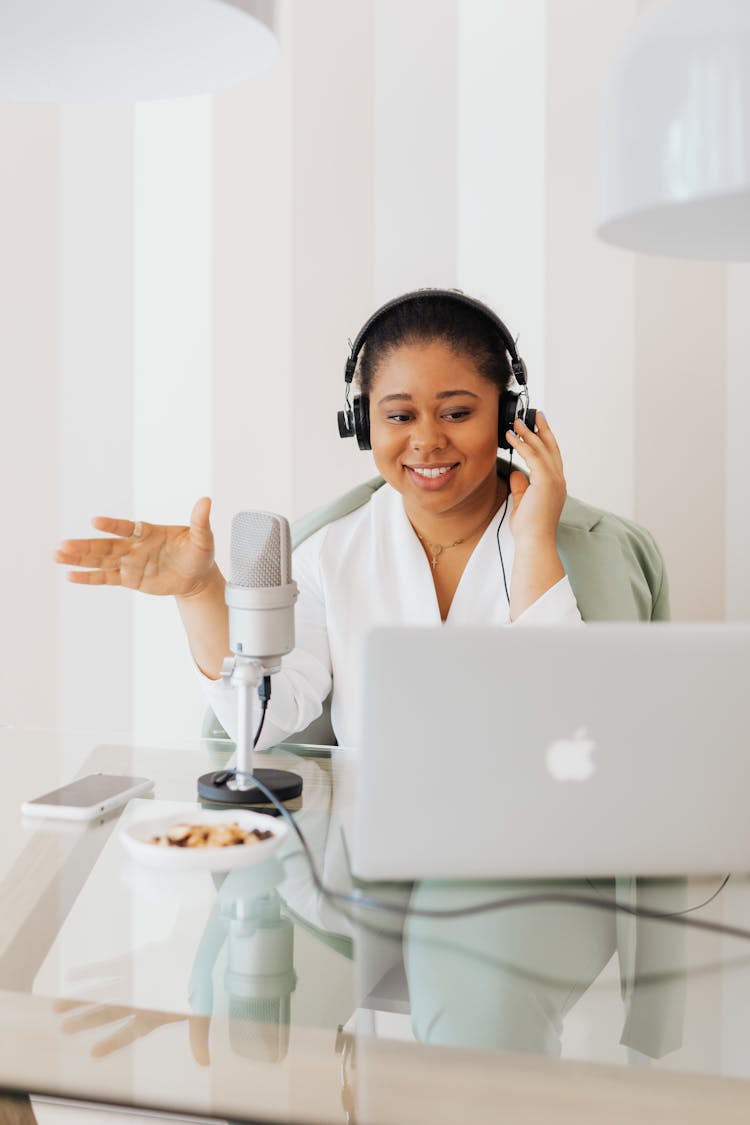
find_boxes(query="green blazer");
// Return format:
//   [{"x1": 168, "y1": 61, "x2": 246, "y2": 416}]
[{"x1": 290, "y1": 466, "x2": 684, "y2": 1059}]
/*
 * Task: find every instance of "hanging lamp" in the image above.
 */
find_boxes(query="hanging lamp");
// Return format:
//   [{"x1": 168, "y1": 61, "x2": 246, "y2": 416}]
[
  {"x1": 0, "y1": 0, "x2": 278, "y2": 103},
  {"x1": 597, "y1": 0, "x2": 750, "y2": 260}
]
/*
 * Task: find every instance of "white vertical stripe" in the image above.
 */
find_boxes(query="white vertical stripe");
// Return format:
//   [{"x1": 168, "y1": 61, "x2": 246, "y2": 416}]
[
  {"x1": 457, "y1": 0, "x2": 546, "y2": 401},
  {"x1": 59, "y1": 105, "x2": 134, "y2": 749},
  {"x1": 133, "y1": 96, "x2": 213, "y2": 742},
  {"x1": 212, "y1": 1, "x2": 295, "y2": 551},
  {"x1": 725, "y1": 263, "x2": 750, "y2": 620}
]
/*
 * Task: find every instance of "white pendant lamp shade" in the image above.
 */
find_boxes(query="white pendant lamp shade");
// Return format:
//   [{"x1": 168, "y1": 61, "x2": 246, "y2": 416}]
[
  {"x1": 0, "y1": 0, "x2": 278, "y2": 103},
  {"x1": 597, "y1": 0, "x2": 750, "y2": 261}
]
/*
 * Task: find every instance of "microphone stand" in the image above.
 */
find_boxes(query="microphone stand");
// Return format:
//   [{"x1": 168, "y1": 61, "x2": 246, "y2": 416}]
[{"x1": 197, "y1": 656, "x2": 304, "y2": 807}]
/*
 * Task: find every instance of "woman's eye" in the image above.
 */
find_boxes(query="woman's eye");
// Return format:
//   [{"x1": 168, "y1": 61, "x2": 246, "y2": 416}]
[{"x1": 384, "y1": 408, "x2": 472, "y2": 423}]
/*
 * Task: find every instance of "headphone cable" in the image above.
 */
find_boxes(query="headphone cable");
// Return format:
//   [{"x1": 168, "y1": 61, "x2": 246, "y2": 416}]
[
  {"x1": 229, "y1": 768, "x2": 748, "y2": 941},
  {"x1": 496, "y1": 452, "x2": 512, "y2": 606}
]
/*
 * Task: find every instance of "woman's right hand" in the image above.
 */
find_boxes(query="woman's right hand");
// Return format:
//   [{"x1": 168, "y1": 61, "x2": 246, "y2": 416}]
[{"x1": 55, "y1": 497, "x2": 217, "y2": 598}]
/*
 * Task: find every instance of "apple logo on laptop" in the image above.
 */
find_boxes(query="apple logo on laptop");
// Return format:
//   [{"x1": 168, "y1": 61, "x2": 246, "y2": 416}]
[{"x1": 545, "y1": 726, "x2": 596, "y2": 781}]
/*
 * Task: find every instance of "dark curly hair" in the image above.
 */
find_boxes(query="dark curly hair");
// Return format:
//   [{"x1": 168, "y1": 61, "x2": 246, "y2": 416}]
[{"x1": 356, "y1": 292, "x2": 514, "y2": 398}]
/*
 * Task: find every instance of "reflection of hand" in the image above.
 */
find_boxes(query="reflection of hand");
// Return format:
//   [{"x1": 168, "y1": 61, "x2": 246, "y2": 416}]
[
  {"x1": 505, "y1": 414, "x2": 567, "y2": 546},
  {"x1": 55, "y1": 496, "x2": 217, "y2": 598},
  {"x1": 51, "y1": 940, "x2": 215, "y2": 1066},
  {"x1": 54, "y1": 998, "x2": 211, "y2": 1065}
]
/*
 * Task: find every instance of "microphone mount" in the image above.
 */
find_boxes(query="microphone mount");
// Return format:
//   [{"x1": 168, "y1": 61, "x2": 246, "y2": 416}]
[
  {"x1": 222, "y1": 656, "x2": 263, "y2": 793},
  {"x1": 197, "y1": 654, "x2": 303, "y2": 807}
]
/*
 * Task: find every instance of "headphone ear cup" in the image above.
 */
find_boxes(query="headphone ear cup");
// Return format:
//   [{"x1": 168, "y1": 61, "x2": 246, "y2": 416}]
[
  {"x1": 353, "y1": 394, "x2": 372, "y2": 451},
  {"x1": 337, "y1": 408, "x2": 355, "y2": 438},
  {"x1": 498, "y1": 394, "x2": 518, "y2": 450}
]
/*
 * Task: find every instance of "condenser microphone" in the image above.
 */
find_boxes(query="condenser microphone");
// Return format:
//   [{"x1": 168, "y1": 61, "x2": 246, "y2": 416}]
[
  {"x1": 226, "y1": 511, "x2": 298, "y2": 674},
  {"x1": 197, "y1": 511, "x2": 304, "y2": 807}
]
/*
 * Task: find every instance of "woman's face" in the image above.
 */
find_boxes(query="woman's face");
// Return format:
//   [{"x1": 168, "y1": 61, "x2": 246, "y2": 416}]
[{"x1": 368, "y1": 339, "x2": 502, "y2": 520}]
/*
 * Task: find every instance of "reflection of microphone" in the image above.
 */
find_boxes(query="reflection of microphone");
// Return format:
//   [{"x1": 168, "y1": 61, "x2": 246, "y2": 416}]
[
  {"x1": 198, "y1": 511, "x2": 304, "y2": 806},
  {"x1": 225, "y1": 891, "x2": 297, "y2": 1062}
]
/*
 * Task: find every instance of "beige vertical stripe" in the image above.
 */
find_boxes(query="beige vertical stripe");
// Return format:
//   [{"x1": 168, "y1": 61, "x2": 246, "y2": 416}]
[
  {"x1": 725, "y1": 264, "x2": 750, "y2": 621},
  {"x1": 0, "y1": 106, "x2": 61, "y2": 729},
  {"x1": 633, "y1": 258, "x2": 726, "y2": 621},
  {"x1": 545, "y1": 0, "x2": 638, "y2": 520},
  {"x1": 291, "y1": 0, "x2": 376, "y2": 519}
]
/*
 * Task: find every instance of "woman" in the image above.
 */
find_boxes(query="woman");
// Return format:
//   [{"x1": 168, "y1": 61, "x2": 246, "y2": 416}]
[
  {"x1": 55, "y1": 290, "x2": 681, "y2": 1058},
  {"x1": 57, "y1": 290, "x2": 664, "y2": 750}
]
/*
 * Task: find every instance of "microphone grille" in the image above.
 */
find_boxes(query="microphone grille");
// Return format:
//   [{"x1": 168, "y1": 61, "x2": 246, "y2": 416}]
[
  {"x1": 230, "y1": 511, "x2": 291, "y2": 588},
  {"x1": 228, "y1": 995, "x2": 290, "y2": 1061}
]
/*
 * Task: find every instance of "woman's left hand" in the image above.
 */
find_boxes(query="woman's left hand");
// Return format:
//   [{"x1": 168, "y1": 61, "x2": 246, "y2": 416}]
[{"x1": 505, "y1": 413, "x2": 567, "y2": 546}]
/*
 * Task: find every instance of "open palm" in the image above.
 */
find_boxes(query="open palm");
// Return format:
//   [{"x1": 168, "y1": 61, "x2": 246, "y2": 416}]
[{"x1": 55, "y1": 497, "x2": 216, "y2": 598}]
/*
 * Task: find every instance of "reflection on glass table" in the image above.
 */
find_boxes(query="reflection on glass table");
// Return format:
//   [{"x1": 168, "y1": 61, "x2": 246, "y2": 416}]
[{"x1": 1, "y1": 728, "x2": 750, "y2": 1124}]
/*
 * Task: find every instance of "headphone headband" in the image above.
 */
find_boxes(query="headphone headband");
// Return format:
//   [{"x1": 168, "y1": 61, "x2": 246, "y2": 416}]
[{"x1": 344, "y1": 288, "x2": 527, "y2": 387}]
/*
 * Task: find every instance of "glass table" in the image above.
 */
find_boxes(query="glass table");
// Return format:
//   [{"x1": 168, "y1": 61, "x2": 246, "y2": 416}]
[{"x1": 1, "y1": 725, "x2": 750, "y2": 1123}]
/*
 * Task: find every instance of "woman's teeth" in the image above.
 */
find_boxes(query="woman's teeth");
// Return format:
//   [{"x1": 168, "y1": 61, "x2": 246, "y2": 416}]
[{"x1": 411, "y1": 466, "x2": 452, "y2": 478}]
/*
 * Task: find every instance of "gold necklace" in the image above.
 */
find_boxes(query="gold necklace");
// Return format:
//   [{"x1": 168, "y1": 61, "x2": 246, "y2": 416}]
[
  {"x1": 416, "y1": 531, "x2": 467, "y2": 570},
  {"x1": 415, "y1": 511, "x2": 493, "y2": 571},
  {"x1": 412, "y1": 480, "x2": 507, "y2": 571}
]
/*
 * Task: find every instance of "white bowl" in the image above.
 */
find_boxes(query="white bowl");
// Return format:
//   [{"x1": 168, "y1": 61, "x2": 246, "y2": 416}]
[{"x1": 120, "y1": 808, "x2": 287, "y2": 872}]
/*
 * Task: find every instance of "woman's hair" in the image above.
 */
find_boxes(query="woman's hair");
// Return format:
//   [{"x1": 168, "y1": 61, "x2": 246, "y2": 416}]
[{"x1": 356, "y1": 293, "x2": 514, "y2": 397}]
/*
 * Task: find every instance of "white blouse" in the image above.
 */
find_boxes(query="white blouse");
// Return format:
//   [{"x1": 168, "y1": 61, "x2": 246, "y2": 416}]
[{"x1": 201, "y1": 484, "x2": 582, "y2": 751}]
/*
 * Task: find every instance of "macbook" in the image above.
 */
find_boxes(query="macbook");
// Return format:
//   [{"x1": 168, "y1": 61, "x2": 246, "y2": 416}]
[{"x1": 351, "y1": 624, "x2": 750, "y2": 879}]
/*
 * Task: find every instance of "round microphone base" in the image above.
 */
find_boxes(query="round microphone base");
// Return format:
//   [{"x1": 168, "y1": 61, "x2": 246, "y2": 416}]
[{"x1": 198, "y1": 769, "x2": 303, "y2": 807}]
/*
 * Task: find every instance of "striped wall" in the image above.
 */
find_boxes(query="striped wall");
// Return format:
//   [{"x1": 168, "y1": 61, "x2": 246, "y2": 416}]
[{"x1": 0, "y1": 0, "x2": 746, "y2": 747}]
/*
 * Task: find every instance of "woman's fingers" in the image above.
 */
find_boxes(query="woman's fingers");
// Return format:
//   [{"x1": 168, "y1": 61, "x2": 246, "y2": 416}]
[
  {"x1": 56, "y1": 519, "x2": 143, "y2": 566},
  {"x1": 60, "y1": 1003, "x2": 132, "y2": 1035},
  {"x1": 189, "y1": 1014, "x2": 211, "y2": 1067},
  {"x1": 55, "y1": 547, "x2": 124, "y2": 569},
  {"x1": 506, "y1": 414, "x2": 563, "y2": 471},
  {"x1": 91, "y1": 516, "x2": 140, "y2": 538},
  {"x1": 533, "y1": 410, "x2": 554, "y2": 438},
  {"x1": 506, "y1": 419, "x2": 545, "y2": 462},
  {"x1": 66, "y1": 568, "x2": 122, "y2": 586},
  {"x1": 532, "y1": 412, "x2": 563, "y2": 462}
]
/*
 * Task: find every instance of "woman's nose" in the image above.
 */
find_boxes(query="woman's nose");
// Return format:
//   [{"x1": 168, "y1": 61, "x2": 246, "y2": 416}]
[{"x1": 410, "y1": 418, "x2": 446, "y2": 452}]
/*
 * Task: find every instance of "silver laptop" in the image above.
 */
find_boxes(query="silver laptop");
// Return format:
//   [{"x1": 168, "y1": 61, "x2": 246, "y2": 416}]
[{"x1": 351, "y1": 624, "x2": 750, "y2": 879}]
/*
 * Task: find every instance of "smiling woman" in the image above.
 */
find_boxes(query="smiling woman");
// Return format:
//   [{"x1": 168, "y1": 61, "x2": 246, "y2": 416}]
[
  {"x1": 352, "y1": 292, "x2": 568, "y2": 622},
  {"x1": 55, "y1": 288, "x2": 668, "y2": 755}
]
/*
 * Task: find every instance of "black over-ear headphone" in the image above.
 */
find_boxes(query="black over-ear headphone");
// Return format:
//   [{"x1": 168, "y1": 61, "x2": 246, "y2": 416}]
[{"x1": 337, "y1": 288, "x2": 536, "y2": 452}]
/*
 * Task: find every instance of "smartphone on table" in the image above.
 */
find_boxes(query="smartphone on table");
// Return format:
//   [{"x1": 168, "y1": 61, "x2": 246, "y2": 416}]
[{"x1": 21, "y1": 774, "x2": 154, "y2": 821}]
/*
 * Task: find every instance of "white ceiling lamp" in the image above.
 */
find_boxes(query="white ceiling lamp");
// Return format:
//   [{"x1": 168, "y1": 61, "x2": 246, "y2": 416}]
[
  {"x1": 0, "y1": 0, "x2": 278, "y2": 103},
  {"x1": 597, "y1": 0, "x2": 750, "y2": 261}
]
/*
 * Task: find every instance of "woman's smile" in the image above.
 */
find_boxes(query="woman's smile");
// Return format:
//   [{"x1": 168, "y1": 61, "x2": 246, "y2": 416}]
[{"x1": 403, "y1": 461, "x2": 460, "y2": 489}]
